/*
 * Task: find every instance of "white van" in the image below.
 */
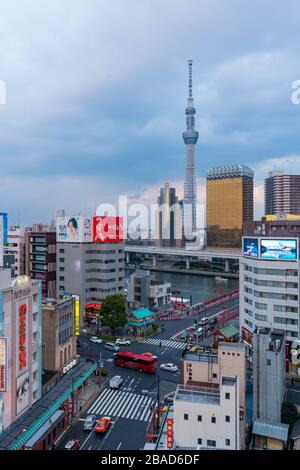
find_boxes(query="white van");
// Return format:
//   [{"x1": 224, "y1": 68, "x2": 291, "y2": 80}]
[{"x1": 110, "y1": 375, "x2": 123, "y2": 390}]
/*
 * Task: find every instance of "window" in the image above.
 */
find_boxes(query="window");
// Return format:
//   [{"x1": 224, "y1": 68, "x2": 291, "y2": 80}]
[
  {"x1": 207, "y1": 440, "x2": 216, "y2": 447},
  {"x1": 184, "y1": 414, "x2": 188, "y2": 421},
  {"x1": 197, "y1": 438, "x2": 202, "y2": 445},
  {"x1": 225, "y1": 393, "x2": 230, "y2": 400},
  {"x1": 225, "y1": 415, "x2": 230, "y2": 422},
  {"x1": 213, "y1": 373, "x2": 217, "y2": 378},
  {"x1": 267, "y1": 359, "x2": 271, "y2": 366},
  {"x1": 225, "y1": 439, "x2": 230, "y2": 446},
  {"x1": 197, "y1": 415, "x2": 202, "y2": 422},
  {"x1": 59, "y1": 249, "x2": 65, "y2": 254},
  {"x1": 211, "y1": 416, "x2": 216, "y2": 423}
]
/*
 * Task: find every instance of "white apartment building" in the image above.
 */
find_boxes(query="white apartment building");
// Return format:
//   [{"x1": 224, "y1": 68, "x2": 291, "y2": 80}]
[
  {"x1": 240, "y1": 237, "x2": 299, "y2": 346},
  {"x1": 173, "y1": 377, "x2": 241, "y2": 450},
  {"x1": 4, "y1": 226, "x2": 25, "y2": 278},
  {"x1": 0, "y1": 271, "x2": 42, "y2": 432}
]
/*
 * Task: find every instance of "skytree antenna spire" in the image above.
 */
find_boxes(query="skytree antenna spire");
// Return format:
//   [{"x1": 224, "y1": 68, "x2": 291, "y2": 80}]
[
  {"x1": 183, "y1": 59, "x2": 199, "y2": 238},
  {"x1": 188, "y1": 59, "x2": 193, "y2": 98}
]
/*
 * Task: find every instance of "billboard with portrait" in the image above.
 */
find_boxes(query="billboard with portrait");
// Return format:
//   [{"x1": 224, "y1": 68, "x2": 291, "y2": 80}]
[
  {"x1": 16, "y1": 371, "x2": 30, "y2": 416},
  {"x1": 92, "y1": 216, "x2": 124, "y2": 243},
  {"x1": 260, "y1": 239, "x2": 298, "y2": 260},
  {"x1": 56, "y1": 217, "x2": 92, "y2": 243},
  {"x1": 243, "y1": 238, "x2": 259, "y2": 257}
]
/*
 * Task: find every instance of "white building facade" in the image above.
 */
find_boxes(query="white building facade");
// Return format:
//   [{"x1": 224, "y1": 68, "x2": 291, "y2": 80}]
[
  {"x1": 173, "y1": 377, "x2": 241, "y2": 450},
  {"x1": 0, "y1": 272, "x2": 42, "y2": 432},
  {"x1": 5, "y1": 227, "x2": 25, "y2": 278},
  {"x1": 240, "y1": 236, "x2": 299, "y2": 346}
]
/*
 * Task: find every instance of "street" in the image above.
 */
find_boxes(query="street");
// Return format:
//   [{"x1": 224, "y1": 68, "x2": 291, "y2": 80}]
[{"x1": 58, "y1": 296, "x2": 239, "y2": 450}]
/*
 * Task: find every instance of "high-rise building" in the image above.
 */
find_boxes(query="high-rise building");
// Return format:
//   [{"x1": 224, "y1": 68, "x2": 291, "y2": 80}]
[
  {"x1": 0, "y1": 272, "x2": 42, "y2": 432},
  {"x1": 183, "y1": 60, "x2": 199, "y2": 237},
  {"x1": 240, "y1": 235, "x2": 300, "y2": 346},
  {"x1": 265, "y1": 171, "x2": 300, "y2": 216},
  {"x1": 56, "y1": 215, "x2": 125, "y2": 325},
  {"x1": 155, "y1": 183, "x2": 182, "y2": 247},
  {"x1": 206, "y1": 164, "x2": 254, "y2": 248},
  {"x1": 24, "y1": 228, "x2": 56, "y2": 299}
]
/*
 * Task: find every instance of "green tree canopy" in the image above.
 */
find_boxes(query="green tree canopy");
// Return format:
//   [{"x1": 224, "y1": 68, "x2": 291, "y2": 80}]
[{"x1": 100, "y1": 294, "x2": 127, "y2": 334}]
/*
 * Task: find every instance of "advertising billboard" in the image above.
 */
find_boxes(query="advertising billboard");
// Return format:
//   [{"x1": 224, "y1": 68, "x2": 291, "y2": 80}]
[
  {"x1": 56, "y1": 217, "x2": 92, "y2": 243},
  {"x1": 0, "y1": 212, "x2": 8, "y2": 245},
  {"x1": 243, "y1": 238, "x2": 259, "y2": 257},
  {"x1": 0, "y1": 337, "x2": 7, "y2": 392},
  {"x1": 92, "y1": 216, "x2": 124, "y2": 243},
  {"x1": 16, "y1": 371, "x2": 30, "y2": 416},
  {"x1": 260, "y1": 239, "x2": 297, "y2": 260},
  {"x1": 64, "y1": 293, "x2": 80, "y2": 336}
]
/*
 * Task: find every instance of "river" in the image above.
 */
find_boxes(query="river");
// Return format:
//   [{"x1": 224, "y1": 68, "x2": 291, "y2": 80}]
[{"x1": 125, "y1": 269, "x2": 239, "y2": 305}]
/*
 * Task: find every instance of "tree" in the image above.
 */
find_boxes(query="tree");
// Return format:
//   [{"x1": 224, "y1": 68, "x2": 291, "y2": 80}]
[
  {"x1": 282, "y1": 400, "x2": 298, "y2": 430},
  {"x1": 100, "y1": 294, "x2": 127, "y2": 335}
]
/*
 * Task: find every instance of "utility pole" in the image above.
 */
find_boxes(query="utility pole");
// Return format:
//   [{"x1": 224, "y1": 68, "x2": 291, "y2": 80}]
[
  {"x1": 98, "y1": 352, "x2": 102, "y2": 387},
  {"x1": 156, "y1": 373, "x2": 160, "y2": 434}
]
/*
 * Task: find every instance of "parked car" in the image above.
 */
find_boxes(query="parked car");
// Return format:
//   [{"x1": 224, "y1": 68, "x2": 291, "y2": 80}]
[
  {"x1": 115, "y1": 338, "x2": 131, "y2": 346},
  {"x1": 95, "y1": 417, "x2": 112, "y2": 434},
  {"x1": 209, "y1": 318, "x2": 217, "y2": 326},
  {"x1": 90, "y1": 336, "x2": 102, "y2": 344},
  {"x1": 105, "y1": 342, "x2": 120, "y2": 352},
  {"x1": 195, "y1": 327, "x2": 204, "y2": 336},
  {"x1": 110, "y1": 376, "x2": 123, "y2": 390},
  {"x1": 64, "y1": 439, "x2": 80, "y2": 451},
  {"x1": 83, "y1": 415, "x2": 97, "y2": 431},
  {"x1": 199, "y1": 317, "x2": 209, "y2": 326},
  {"x1": 142, "y1": 352, "x2": 158, "y2": 360},
  {"x1": 160, "y1": 363, "x2": 178, "y2": 372}
]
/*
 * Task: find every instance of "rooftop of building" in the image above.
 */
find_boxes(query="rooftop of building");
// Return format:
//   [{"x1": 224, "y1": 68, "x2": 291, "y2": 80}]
[
  {"x1": 130, "y1": 307, "x2": 154, "y2": 320},
  {"x1": 182, "y1": 345, "x2": 219, "y2": 364},
  {"x1": 42, "y1": 296, "x2": 73, "y2": 308},
  {"x1": 207, "y1": 164, "x2": 254, "y2": 180},
  {"x1": 252, "y1": 418, "x2": 289, "y2": 442},
  {"x1": 174, "y1": 384, "x2": 220, "y2": 405}
]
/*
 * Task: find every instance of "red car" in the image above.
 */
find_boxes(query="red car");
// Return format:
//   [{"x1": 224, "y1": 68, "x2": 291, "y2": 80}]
[{"x1": 95, "y1": 416, "x2": 111, "y2": 434}]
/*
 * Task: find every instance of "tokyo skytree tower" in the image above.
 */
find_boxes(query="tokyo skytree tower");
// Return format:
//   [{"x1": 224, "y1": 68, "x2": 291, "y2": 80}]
[{"x1": 183, "y1": 60, "x2": 199, "y2": 235}]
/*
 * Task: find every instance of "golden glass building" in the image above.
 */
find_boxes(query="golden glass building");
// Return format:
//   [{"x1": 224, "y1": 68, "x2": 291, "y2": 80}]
[{"x1": 206, "y1": 165, "x2": 254, "y2": 247}]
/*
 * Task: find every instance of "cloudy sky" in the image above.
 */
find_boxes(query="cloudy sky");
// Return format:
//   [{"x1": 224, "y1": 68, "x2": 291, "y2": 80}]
[{"x1": 0, "y1": 0, "x2": 300, "y2": 225}]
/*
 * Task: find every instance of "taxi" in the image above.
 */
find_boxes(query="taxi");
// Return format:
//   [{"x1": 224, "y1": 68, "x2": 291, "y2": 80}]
[{"x1": 95, "y1": 416, "x2": 111, "y2": 434}]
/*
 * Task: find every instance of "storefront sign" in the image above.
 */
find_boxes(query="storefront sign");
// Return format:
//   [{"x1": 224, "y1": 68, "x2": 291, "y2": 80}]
[
  {"x1": 62, "y1": 358, "x2": 77, "y2": 375},
  {"x1": 18, "y1": 304, "x2": 27, "y2": 371},
  {"x1": 0, "y1": 337, "x2": 7, "y2": 392}
]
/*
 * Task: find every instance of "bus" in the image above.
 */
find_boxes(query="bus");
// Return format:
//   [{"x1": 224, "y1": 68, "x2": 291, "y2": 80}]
[{"x1": 114, "y1": 351, "x2": 157, "y2": 374}]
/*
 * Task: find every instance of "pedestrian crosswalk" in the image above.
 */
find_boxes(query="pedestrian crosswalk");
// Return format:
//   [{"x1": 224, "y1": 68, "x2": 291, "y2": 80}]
[
  {"x1": 138, "y1": 338, "x2": 187, "y2": 350},
  {"x1": 87, "y1": 388, "x2": 155, "y2": 422}
]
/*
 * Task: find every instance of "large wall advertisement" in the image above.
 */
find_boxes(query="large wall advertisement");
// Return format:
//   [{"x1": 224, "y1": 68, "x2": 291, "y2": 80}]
[
  {"x1": 243, "y1": 237, "x2": 298, "y2": 261},
  {"x1": 92, "y1": 216, "x2": 124, "y2": 243},
  {"x1": 0, "y1": 337, "x2": 7, "y2": 392},
  {"x1": 56, "y1": 217, "x2": 92, "y2": 243},
  {"x1": 260, "y1": 239, "x2": 298, "y2": 260},
  {"x1": 243, "y1": 238, "x2": 259, "y2": 257},
  {"x1": 16, "y1": 372, "x2": 30, "y2": 416}
]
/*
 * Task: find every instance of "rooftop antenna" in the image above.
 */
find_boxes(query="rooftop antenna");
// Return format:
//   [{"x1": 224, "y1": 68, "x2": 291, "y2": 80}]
[{"x1": 188, "y1": 59, "x2": 193, "y2": 99}]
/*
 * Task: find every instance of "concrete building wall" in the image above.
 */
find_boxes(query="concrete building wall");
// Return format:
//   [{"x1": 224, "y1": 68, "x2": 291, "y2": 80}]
[
  {"x1": 56, "y1": 242, "x2": 124, "y2": 324},
  {"x1": 253, "y1": 330, "x2": 285, "y2": 423},
  {"x1": 240, "y1": 255, "x2": 300, "y2": 343},
  {"x1": 173, "y1": 379, "x2": 240, "y2": 449},
  {"x1": 0, "y1": 273, "x2": 42, "y2": 431}
]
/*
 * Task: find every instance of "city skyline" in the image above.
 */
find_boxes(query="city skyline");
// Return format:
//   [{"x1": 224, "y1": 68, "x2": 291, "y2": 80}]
[{"x1": 0, "y1": 1, "x2": 300, "y2": 225}]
